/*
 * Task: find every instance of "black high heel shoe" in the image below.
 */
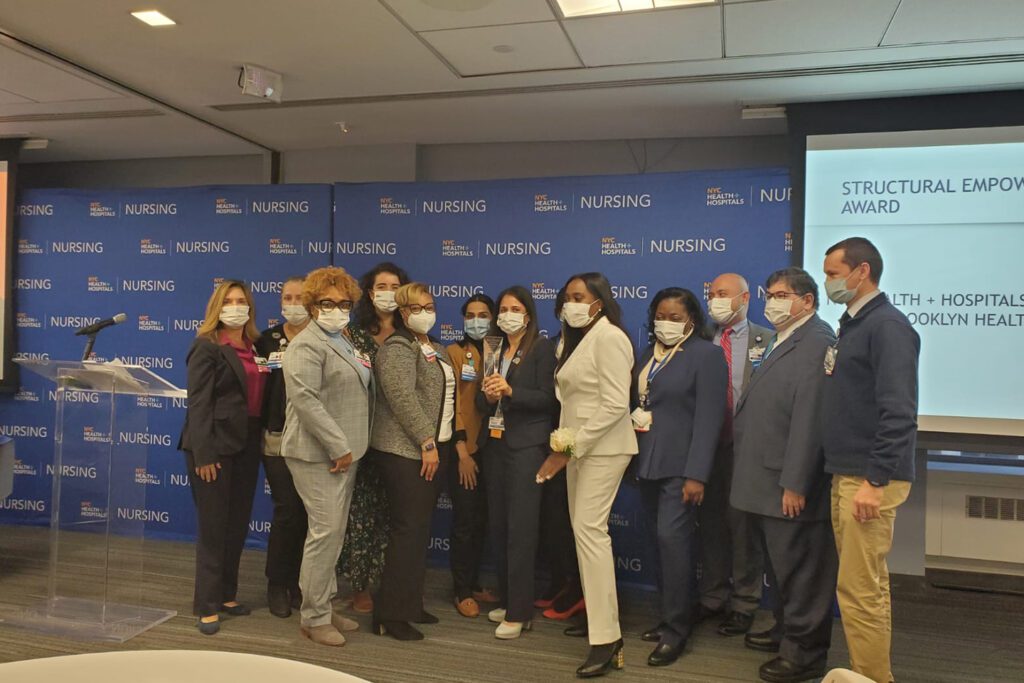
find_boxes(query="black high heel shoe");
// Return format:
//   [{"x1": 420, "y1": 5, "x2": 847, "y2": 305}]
[
  {"x1": 372, "y1": 618, "x2": 424, "y2": 641},
  {"x1": 576, "y1": 639, "x2": 624, "y2": 678},
  {"x1": 413, "y1": 610, "x2": 439, "y2": 624}
]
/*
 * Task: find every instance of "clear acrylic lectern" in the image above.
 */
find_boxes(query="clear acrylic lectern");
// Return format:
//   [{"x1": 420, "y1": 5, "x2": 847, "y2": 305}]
[{"x1": 5, "y1": 359, "x2": 186, "y2": 641}]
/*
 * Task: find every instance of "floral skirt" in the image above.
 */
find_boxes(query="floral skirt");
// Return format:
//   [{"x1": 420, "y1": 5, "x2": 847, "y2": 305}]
[{"x1": 337, "y1": 455, "x2": 390, "y2": 592}]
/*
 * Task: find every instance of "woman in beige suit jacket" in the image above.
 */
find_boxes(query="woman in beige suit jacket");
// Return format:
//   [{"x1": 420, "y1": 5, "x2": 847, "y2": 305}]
[{"x1": 538, "y1": 272, "x2": 638, "y2": 679}]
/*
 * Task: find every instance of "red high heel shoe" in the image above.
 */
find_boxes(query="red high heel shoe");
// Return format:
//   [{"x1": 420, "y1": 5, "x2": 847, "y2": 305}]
[
  {"x1": 534, "y1": 587, "x2": 566, "y2": 609},
  {"x1": 542, "y1": 598, "x2": 585, "y2": 620}
]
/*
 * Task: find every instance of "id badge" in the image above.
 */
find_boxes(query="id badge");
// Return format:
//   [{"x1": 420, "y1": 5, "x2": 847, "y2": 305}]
[
  {"x1": 631, "y1": 407, "x2": 653, "y2": 432},
  {"x1": 461, "y1": 363, "x2": 477, "y2": 381},
  {"x1": 421, "y1": 343, "x2": 438, "y2": 362},
  {"x1": 488, "y1": 415, "x2": 505, "y2": 439},
  {"x1": 824, "y1": 346, "x2": 838, "y2": 376},
  {"x1": 266, "y1": 351, "x2": 284, "y2": 370},
  {"x1": 355, "y1": 350, "x2": 372, "y2": 369},
  {"x1": 748, "y1": 347, "x2": 765, "y2": 363},
  {"x1": 254, "y1": 355, "x2": 272, "y2": 374}
]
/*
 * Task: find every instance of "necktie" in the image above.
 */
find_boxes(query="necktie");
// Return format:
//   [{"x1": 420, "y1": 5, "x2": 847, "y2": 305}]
[
  {"x1": 762, "y1": 335, "x2": 777, "y2": 360},
  {"x1": 720, "y1": 327, "x2": 734, "y2": 434}
]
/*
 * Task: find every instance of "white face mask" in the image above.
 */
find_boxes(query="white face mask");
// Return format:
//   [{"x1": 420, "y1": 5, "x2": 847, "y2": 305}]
[
  {"x1": 497, "y1": 312, "x2": 526, "y2": 336},
  {"x1": 407, "y1": 310, "x2": 436, "y2": 335},
  {"x1": 373, "y1": 290, "x2": 398, "y2": 313},
  {"x1": 562, "y1": 301, "x2": 598, "y2": 329},
  {"x1": 281, "y1": 304, "x2": 309, "y2": 326},
  {"x1": 316, "y1": 308, "x2": 350, "y2": 334},
  {"x1": 708, "y1": 295, "x2": 743, "y2": 325},
  {"x1": 219, "y1": 304, "x2": 249, "y2": 329},
  {"x1": 764, "y1": 298, "x2": 796, "y2": 327},
  {"x1": 654, "y1": 320, "x2": 692, "y2": 347}
]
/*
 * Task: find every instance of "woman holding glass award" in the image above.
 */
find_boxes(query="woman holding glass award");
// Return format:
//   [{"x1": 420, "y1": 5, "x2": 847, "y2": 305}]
[
  {"x1": 477, "y1": 286, "x2": 558, "y2": 640},
  {"x1": 537, "y1": 272, "x2": 638, "y2": 678}
]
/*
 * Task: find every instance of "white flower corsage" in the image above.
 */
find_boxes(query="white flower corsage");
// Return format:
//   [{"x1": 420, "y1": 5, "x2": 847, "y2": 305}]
[{"x1": 549, "y1": 427, "x2": 578, "y2": 459}]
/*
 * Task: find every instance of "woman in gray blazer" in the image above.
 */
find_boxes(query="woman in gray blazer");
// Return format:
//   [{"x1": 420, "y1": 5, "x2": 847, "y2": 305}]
[
  {"x1": 370, "y1": 282, "x2": 464, "y2": 642},
  {"x1": 281, "y1": 266, "x2": 373, "y2": 647}
]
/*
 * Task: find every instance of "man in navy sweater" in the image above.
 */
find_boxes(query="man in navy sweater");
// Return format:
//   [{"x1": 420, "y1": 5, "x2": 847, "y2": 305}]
[{"x1": 821, "y1": 237, "x2": 920, "y2": 683}]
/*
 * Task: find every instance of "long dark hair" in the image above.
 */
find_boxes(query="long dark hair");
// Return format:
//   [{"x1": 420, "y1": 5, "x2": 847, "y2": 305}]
[
  {"x1": 460, "y1": 293, "x2": 495, "y2": 350},
  {"x1": 646, "y1": 287, "x2": 710, "y2": 345},
  {"x1": 492, "y1": 285, "x2": 540, "y2": 358},
  {"x1": 353, "y1": 261, "x2": 410, "y2": 335},
  {"x1": 556, "y1": 272, "x2": 630, "y2": 371}
]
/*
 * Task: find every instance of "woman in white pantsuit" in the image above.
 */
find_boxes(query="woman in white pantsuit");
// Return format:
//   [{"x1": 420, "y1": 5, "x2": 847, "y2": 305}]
[{"x1": 537, "y1": 272, "x2": 638, "y2": 679}]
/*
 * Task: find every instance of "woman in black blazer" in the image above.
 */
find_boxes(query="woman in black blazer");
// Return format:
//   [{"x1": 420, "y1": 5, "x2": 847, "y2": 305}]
[
  {"x1": 179, "y1": 280, "x2": 268, "y2": 636},
  {"x1": 630, "y1": 287, "x2": 727, "y2": 666},
  {"x1": 478, "y1": 285, "x2": 558, "y2": 639}
]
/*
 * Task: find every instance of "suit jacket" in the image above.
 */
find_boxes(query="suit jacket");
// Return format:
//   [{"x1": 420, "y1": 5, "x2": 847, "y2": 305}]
[
  {"x1": 371, "y1": 329, "x2": 464, "y2": 460},
  {"x1": 555, "y1": 317, "x2": 638, "y2": 458},
  {"x1": 178, "y1": 337, "x2": 251, "y2": 467},
  {"x1": 281, "y1": 322, "x2": 374, "y2": 464},
  {"x1": 630, "y1": 336, "x2": 728, "y2": 482},
  {"x1": 476, "y1": 336, "x2": 559, "y2": 451},
  {"x1": 731, "y1": 314, "x2": 836, "y2": 521},
  {"x1": 742, "y1": 322, "x2": 773, "y2": 395}
]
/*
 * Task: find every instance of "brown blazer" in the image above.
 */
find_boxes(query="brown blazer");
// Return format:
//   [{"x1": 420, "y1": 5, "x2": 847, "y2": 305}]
[{"x1": 446, "y1": 341, "x2": 484, "y2": 455}]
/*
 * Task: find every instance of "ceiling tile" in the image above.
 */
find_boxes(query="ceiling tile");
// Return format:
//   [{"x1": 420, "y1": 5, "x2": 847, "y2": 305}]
[
  {"x1": 725, "y1": 0, "x2": 900, "y2": 56},
  {"x1": 0, "y1": 45, "x2": 123, "y2": 102},
  {"x1": 382, "y1": 0, "x2": 556, "y2": 31},
  {"x1": 421, "y1": 22, "x2": 582, "y2": 75},
  {"x1": 882, "y1": 0, "x2": 1024, "y2": 45},
  {"x1": 565, "y1": 6, "x2": 722, "y2": 67}
]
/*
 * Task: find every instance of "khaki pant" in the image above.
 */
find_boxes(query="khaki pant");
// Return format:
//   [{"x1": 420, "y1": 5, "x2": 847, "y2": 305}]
[{"x1": 831, "y1": 475, "x2": 911, "y2": 683}]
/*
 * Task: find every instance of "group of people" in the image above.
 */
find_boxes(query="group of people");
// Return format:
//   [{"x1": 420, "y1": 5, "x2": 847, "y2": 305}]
[{"x1": 178, "y1": 236, "x2": 919, "y2": 683}]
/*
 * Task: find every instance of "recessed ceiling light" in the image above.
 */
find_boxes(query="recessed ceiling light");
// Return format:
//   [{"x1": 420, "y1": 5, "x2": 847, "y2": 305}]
[
  {"x1": 556, "y1": 0, "x2": 715, "y2": 18},
  {"x1": 131, "y1": 10, "x2": 176, "y2": 27},
  {"x1": 493, "y1": 44, "x2": 515, "y2": 54}
]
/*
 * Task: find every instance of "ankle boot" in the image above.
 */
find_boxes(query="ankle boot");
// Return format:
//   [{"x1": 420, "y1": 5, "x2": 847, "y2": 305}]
[{"x1": 576, "y1": 639, "x2": 624, "y2": 678}]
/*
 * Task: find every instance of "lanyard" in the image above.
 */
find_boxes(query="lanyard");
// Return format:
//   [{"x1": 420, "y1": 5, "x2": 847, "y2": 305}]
[{"x1": 647, "y1": 341, "x2": 682, "y2": 383}]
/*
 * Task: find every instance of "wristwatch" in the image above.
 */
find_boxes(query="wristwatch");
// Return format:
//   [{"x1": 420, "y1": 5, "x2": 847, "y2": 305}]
[
  {"x1": 423, "y1": 441, "x2": 436, "y2": 452},
  {"x1": 867, "y1": 479, "x2": 885, "y2": 488}
]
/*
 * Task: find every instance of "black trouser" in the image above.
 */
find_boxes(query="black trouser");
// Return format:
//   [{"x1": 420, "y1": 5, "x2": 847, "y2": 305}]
[
  {"x1": 698, "y1": 439, "x2": 764, "y2": 616},
  {"x1": 187, "y1": 418, "x2": 262, "y2": 617},
  {"x1": 373, "y1": 445, "x2": 446, "y2": 622},
  {"x1": 262, "y1": 454, "x2": 308, "y2": 588},
  {"x1": 483, "y1": 440, "x2": 546, "y2": 622},
  {"x1": 538, "y1": 467, "x2": 580, "y2": 601},
  {"x1": 445, "y1": 449, "x2": 488, "y2": 602},
  {"x1": 639, "y1": 476, "x2": 698, "y2": 647},
  {"x1": 753, "y1": 514, "x2": 837, "y2": 668}
]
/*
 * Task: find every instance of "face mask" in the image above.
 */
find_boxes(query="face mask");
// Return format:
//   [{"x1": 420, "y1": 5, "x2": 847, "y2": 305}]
[
  {"x1": 764, "y1": 298, "x2": 796, "y2": 327},
  {"x1": 562, "y1": 302, "x2": 597, "y2": 329},
  {"x1": 654, "y1": 320, "x2": 692, "y2": 347},
  {"x1": 407, "y1": 310, "x2": 436, "y2": 335},
  {"x1": 219, "y1": 305, "x2": 249, "y2": 329},
  {"x1": 708, "y1": 295, "x2": 741, "y2": 325},
  {"x1": 464, "y1": 318, "x2": 490, "y2": 340},
  {"x1": 373, "y1": 290, "x2": 398, "y2": 313},
  {"x1": 497, "y1": 312, "x2": 526, "y2": 336},
  {"x1": 316, "y1": 308, "x2": 350, "y2": 334},
  {"x1": 825, "y1": 270, "x2": 861, "y2": 305},
  {"x1": 281, "y1": 304, "x2": 309, "y2": 326}
]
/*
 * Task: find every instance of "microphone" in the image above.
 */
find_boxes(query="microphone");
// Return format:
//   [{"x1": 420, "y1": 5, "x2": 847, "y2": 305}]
[{"x1": 75, "y1": 313, "x2": 128, "y2": 337}]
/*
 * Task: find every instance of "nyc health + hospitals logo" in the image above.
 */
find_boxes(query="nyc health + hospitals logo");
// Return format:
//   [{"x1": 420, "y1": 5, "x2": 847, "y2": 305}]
[
  {"x1": 137, "y1": 315, "x2": 166, "y2": 332},
  {"x1": 531, "y1": 283, "x2": 558, "y2": 301},
  {"x1": 439, "y1": 323, "x2": 463, "y2": 343},
  {"x1": 87, "y1": 275, "x2": 114, "y2": 293},
  {"x1": 600, "y1": 236, "x2": 638, "y2": 256},
  {"x1": 441, "y1": 239, "x2": 475, "y2": 257},
  {"x1": 18, "y1": 238, "x2": 45, "y2": 255},
  {"x1": 88, "y1": 201, "x2": 117, "y2": 218},
  {"x1": 706, "y1": 185, "x2": 745, "y2": 207},
  {"x1": 379, "y1": 196, "x2": 412, "y2": 215},
  {"x1": 269, "y1": 238, "x2": 298, "y2": 255},
  {"x1": 16, "y1": 312, "x2": 43, "y2": 329},
  {"x1": 215, "y1": 197, "x2": 244, "y2": 215},
  {"x1": 139, "y1": 238, "x2": 168, "y2": 255},
  {"x1": 534, "y1": 193, "x2": 569, "y2": 213}
]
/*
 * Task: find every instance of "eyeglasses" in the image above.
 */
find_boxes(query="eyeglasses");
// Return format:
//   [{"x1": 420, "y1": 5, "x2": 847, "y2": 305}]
[
  {"x1": 316, "y1": 299, "x2": 353, "y2": 312},
  {"x1": 404, "y1": 304, "x2": 436, "y2": 314},
  {"x1": 764, "y1": 291, "x2": 801, "y2": 301}
]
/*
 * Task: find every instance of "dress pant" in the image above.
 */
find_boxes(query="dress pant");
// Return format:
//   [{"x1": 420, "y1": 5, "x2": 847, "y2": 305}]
[
  {"x1": 832, "y1": 475, "x2": 912, "y2": 683},
  {"x1": 539, "y1": 468, "x2": 579, "y2": 599},
  {"x1": 262, "y1": 454, "x2": 308, "y2": 588},
  {"x1": 446, "y1": 449, "x2": 489, "y2": 602},
  {"x1": 639, "y1": 476, "x2": 698, "y2": 648},
  {"x1": 373, "y1": 444, "x2": 446, "y2": 622},
  {"x1": 187, "y1": 418, "x2": 262, "y2": 617},
  {"x1": 698, "y1": 439, "x2": 764, "y2": 616},
  {"x1": 567, "y1": 453, "x2": 632, "y2": 645},
  {"x1": 753, "y1": 514, "x2": 837, "y2": 668},
  {"x1": 482, "y1": 440, "x2": 546, "y2": 622},
  {"x1": 286, "y1": 457, "x2": 359, "y2": 628}
]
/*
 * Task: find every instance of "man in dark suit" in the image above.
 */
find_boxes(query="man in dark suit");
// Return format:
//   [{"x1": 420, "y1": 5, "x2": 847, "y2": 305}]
[
  {"x1": 698, "y1": 272, "x2": 771, "y2": 636},
  {"x1": 732, "y1": 267, "x2": 838, "y2": 683}
]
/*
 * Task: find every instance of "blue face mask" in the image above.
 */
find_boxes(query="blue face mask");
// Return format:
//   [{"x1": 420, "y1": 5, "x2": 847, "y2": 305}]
[
  {"x1": 464, "y1": 318, "x2": 490, "y2": 340},
  {"x1": 825, "y1": 268, "x2": 863, "y2": 304}
]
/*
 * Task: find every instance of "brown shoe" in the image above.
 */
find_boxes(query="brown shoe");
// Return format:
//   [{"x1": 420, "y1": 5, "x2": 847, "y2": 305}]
[
  {"x1": 301, "y1": 624, "x2": 346, "y2": 646},
  {"x1": 455, "y1": 597, "x2": 480, "y2": 618},
  {"x1": 351, "y1": 590, "x2": 373, "y2": 614},
  {"x1": 332, "y1": 613, "x2": 360, "y2": 632},
  {"x1": 472, "y1": 588, "x2": 500, "y2": 603}
]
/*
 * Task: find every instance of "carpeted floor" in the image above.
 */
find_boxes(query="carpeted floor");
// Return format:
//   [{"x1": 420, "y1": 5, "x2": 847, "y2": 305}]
[{"x1": 1, "y1": 526, "x2": 1022, "y2": 682}]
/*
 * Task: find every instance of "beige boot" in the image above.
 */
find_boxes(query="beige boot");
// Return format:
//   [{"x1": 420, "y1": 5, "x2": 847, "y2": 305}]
[
  {"x1": 301, "y1": 624, "x2": 346, "y2": 646},
  {"x1": 332, "y1": 613, "x2": 360, "y2": 632}
]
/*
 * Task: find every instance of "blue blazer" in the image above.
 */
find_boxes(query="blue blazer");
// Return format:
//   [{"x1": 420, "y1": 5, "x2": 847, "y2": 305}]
[{"x1": 630, "y1": 335, "x2": 728, "y2": 482}]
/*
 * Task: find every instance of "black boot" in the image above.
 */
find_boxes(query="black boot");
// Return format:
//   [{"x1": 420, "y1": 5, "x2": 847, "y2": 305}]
[
  {"x1": 267, "y1": 585, "x2": 291, "y2": 618},
  {"x1": 576, "y1": 639, "x2": 624, "y2": 678},
  {"x1": 372, "y1": 618, "x2": 424, "y2": 641},
  {"x1": 414, "y1": 609, "x2": 439, "y2": 624}
]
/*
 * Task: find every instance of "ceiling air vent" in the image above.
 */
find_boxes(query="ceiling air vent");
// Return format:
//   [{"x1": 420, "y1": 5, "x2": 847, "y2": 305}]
[{"x1": 965, "y1": 495, "x2": 1024, "y2": 521}]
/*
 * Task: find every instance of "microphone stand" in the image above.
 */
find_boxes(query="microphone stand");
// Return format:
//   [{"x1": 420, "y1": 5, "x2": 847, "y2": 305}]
[{"x1": 81, "y1": 333, "x2": 99, "y2": 362}]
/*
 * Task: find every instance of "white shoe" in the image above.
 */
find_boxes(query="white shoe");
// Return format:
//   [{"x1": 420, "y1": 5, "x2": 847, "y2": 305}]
[
  {"x1": 331, "y1": 613, "x2": 359, "y2": 632},
  {"x1": 487, "y1": 608, "x2": 506, "y2": 624},
  {"x1": 495, "y1": 620, "x2": 531, "y2": 640}
]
